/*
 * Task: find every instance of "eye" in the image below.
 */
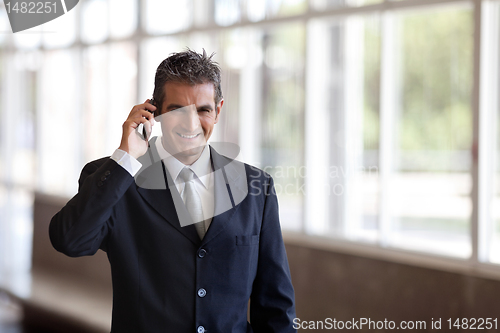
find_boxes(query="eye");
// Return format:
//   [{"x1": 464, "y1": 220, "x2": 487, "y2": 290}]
[{"x1": 169, "y1": 107, "x2": 184, "y2": 113}]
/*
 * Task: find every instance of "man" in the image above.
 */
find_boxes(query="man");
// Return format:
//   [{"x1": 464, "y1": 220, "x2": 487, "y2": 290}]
[{"x1": 50, "y1": 49, "x2": 296, "y2": 333}]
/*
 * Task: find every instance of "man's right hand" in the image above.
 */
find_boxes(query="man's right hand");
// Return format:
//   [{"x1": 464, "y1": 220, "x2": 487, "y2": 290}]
[{"x1": 118, "y1": 100, "x2": 157, "y2": 159}]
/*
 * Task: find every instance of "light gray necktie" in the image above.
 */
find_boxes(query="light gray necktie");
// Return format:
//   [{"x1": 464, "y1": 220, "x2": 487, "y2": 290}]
[{"x1": 179, "y1": 167, "x2": 206, "y2": 239}]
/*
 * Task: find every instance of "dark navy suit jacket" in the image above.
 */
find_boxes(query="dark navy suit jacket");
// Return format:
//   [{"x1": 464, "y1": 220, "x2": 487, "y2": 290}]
[{"x1": 49, "y1": 139, "x2": 296, "y2": 333}]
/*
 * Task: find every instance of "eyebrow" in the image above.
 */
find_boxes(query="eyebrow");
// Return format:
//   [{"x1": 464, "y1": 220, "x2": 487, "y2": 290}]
[
  {"x1": 197, "y1": 104, "x2": 214, "y2": 111},
  {"x1": 165, "y1": 104, "x2": 186, "y2": 111},
  {"x1": 165, "y1": 103, "x2": 214, "y2": 111}
]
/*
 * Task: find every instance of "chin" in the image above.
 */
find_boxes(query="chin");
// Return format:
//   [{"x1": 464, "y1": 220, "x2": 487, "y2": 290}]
[{"x1": 174, "y1": 145, "x2": 204, "y2": 157}]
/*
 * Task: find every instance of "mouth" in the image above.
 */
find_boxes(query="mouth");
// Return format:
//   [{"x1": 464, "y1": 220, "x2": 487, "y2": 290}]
[{"x1": 177, "y1": 132, "x2": 201, "y2": 139}]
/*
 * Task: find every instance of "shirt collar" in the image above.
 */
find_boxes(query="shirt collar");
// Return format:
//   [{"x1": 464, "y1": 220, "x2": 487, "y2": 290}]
[{"x1": 155, "y1": 136, "x2": 211, "y2": 189}]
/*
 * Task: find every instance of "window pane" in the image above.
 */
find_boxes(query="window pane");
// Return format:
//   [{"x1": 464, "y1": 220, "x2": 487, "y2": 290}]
[
  {"x1": 43, "y1": 4, "x2": 77, "y2": 48},
  {"x1": 108, "y1": 42, "x2": 137, "y2": 153},
  {"x1": 312, "y1": 0, "x2": 383, "y2": 10},
  {"x1": 13, "y1": 26, "x2": 42, "y2": 49},
  {"x1": 83, "y1": 43, "x2": 137, "y2": 162},
  {"x1": 0, "y1": 186, "x2": 33, "y2": 297},
  {"x1": 83, "y1": 45, "x2": 109, "y2": 161},
  {"x1": 261, "y1": 23, "x2": 305, "y2": 231},
  {"x1": 305, "y1": 15, "x2": 381, "y2": 240},
  {"x1": 488, "y1": 1, "x2": 500, "y2": 264},
  {"x1": 109, "y1": 0, "x2": 137, "y2": 39},
  {"x1": 245, "y1": 0, "x2": 307, "y2": 22},
  {"x1": 81, "y1": 0, "x2": 109, "y2": 44},
  {"x1": 0, "y1": 6, "x2": 9, "y2": 45},
  {"x1": 387, "y1": 7, "x2": 473, "y2": 257},
  {"x1": 143, "y1": 0, "x2": 192, "y2": 34},
  {"x1": 38, "y1": 49, "x2": 81, "y2": 196},
  {"x1": 215, "y1": 0, "x2": 241, "y2": 26}
]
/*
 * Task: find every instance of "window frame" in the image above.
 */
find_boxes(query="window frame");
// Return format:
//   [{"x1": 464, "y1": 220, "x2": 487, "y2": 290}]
[{"x1": 0, "y1": 0, "x2": 499, "y2": 281}]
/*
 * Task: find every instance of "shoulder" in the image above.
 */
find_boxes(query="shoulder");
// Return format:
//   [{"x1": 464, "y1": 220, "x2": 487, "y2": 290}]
[
  {"x1": 209, "y1": 145, "x2": 271, "y2": 180},
  {"x1": 210, "y1": 147, "x2": 274, "y2": 200},
  {"x1": 86, "y1": 156, "x2": 110, "y2": 168},
  {"x1": 81, "y1": 156, "x2": 113, "y2": 173},
  {"x1": 79, "y1": 156, "x2": 121, "y2": 182}
]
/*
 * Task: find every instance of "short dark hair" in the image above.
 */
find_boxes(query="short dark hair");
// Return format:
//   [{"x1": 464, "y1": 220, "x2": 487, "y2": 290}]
[{"x1": 153, "y1": 49, "x2": 223, "y2": 112}]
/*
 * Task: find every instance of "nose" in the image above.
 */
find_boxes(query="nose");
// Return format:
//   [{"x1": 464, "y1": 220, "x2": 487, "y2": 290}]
[{"x1": 180, "y1": 105, "x2": 200, "y2": 133}]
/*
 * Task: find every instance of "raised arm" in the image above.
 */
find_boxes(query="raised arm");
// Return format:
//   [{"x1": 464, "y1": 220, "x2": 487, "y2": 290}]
[{"x1": 49, "y1": 100, "x2": 156, "y2": 257}]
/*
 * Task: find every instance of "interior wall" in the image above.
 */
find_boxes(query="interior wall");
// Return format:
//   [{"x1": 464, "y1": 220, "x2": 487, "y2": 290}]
[{"x1": 285, "y1": 243, "x2": 500, "y2": 332}]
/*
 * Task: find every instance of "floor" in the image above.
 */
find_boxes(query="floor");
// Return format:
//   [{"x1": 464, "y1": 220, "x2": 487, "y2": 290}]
[{"x1": 0, "y1": 290, "x2": 55, "y2": 333}]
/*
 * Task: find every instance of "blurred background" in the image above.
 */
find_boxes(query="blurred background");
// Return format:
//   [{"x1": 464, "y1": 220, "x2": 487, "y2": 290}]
[{"x1": 0, "y1": 0, "x2": 500, "y2": 331}]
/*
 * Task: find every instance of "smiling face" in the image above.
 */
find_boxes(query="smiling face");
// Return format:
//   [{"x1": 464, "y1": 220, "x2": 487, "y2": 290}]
[{"x1": 158, "y1": 82, "x2": 223, "y2": 165}]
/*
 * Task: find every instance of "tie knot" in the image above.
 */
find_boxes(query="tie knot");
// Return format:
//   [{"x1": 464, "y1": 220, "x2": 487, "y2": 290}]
[{"x1": 179, "y1": 167, "x2": 195, "y2": 182}]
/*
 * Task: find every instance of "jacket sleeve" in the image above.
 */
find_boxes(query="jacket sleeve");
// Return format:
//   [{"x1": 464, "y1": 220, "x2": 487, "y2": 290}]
[
  {"x1": 250, "y1": 175, "x2": 297, "y2": 332},
  {"x1": 49, "y1": 157, "x2": 135, "y2": 257}
]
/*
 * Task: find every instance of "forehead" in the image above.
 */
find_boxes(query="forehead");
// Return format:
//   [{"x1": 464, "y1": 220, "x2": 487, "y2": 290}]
[{"x1": 162, "y1": 82, "x2": 215, "y2": 105}]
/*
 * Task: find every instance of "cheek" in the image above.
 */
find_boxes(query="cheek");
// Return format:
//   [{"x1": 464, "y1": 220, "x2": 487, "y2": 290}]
[
  {"x1": 160, "y1": 117, "x2": 179, "y2": 132},
  {"x1": 200, "y1": 117, "x2": 215, "y2": 132}
]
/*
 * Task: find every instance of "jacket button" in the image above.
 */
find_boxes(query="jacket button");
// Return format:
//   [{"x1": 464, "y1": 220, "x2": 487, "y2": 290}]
[
  {"x1": 197, "y1": 288, "x2": 206, "y2": 297},
  {"x1": 100, "y1": 175, "x2": 107, "y2": 181},
  {"x1": 197, "y1": 326, "x2": 205, "y2": 333},
  {"x1": 198, "y1": 249, "x2": 207, "y2": 258},
  {"x1": 104, "y1": 170, "x2": 111, "y2": 176},
  {"x1": 97, "y1": 181, "x2": 104, "y2": 187}
]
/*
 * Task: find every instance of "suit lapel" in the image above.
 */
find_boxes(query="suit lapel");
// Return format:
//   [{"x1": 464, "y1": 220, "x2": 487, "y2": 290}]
[
  {"x1": 135, "y1": 138, "x2": 201, "y2": 246},
  {"x1": 200, "y1": 147, "x2": 246, "y2": 245},
  {"x1": 134, "y1": 141, "x2": 248, "y2": 247}
]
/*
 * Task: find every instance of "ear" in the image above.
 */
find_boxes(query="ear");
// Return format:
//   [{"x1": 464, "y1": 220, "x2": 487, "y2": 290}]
[{"x1": 214, "y1": 99, "x2": 223, "y2": 124}]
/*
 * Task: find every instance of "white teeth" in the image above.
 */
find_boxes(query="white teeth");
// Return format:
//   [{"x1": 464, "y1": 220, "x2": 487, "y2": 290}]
[{"x1": 179, "y1": 133, "x2": 198, "y2": 139}]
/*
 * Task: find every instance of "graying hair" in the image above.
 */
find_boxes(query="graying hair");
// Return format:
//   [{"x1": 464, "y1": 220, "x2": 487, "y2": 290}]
[{"x1": 153, "y1": 49, "x2": 223, "y2": 112}]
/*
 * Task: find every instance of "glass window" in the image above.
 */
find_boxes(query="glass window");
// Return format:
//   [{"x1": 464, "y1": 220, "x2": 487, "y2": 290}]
[
  {"x1": 385, "y1": 7, "x2": 473, "y2": 257},
  {"x1": 143, "y1": 0, "x2": 192, "y2": 34},
  {"x1": 246, "y1": 0, "x2": 266, "y2": 22},
  {"x1": 304, "y1": 15, "x2": 381, "y2": 239},
  {"x1": 0, "y1": 186, "x2": 33, "y2": 297},
  {"x1": 13, "y1": 26, "x2": 42, "y2": 49},
  {"x1": 0, "y1": 6, "x2": 9, "y2": 45},
  {"x1": 82, "y1": 44, "x2": 109, "y2": 162},
  {"x1": 82, "y1": 42, "x2": 137, "y2": 162},
  {"x1": 245, "y1": 0, "x2": 307, "y2": 21},
  {"x1": 81, "y1": 0, "x2": 109, "y2": 44},
  {"x1": 108, "y1": 42, "x2": 137, "y2": 153},
  {"x1": 267, "y1": 0, "x2": 307, "y2": 17},
  {"x1": 215, "y1": 0, "x2": 241, "y2": 26},
  {"x1": 312, "y1": 0, "x2": 383, "y2": 10},
  {"x1": 42, "y1": 4, "x2": 77, "y2": 48},
  {"x1": 484, "y1": 0, "x2": 500, "y2": 264},
  {"x1": 109, "y1": 0, "x2": 137, "y2": 39},
  {"x1": 37, "y1": 49, "x2": 81, "y2": 196},
  {"x1": 304, "y1": 6, "x2": 473, "y2": 257},
  {"x1": 260, "y1": 23, "x2": 306, "y2": 231}
]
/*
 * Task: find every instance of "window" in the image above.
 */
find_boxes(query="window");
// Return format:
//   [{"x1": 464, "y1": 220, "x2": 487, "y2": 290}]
[
  {"x1": 480, "y1": 0, "x2": 500, "y2": 264},
  {"x1": 3, "y1": 0, "x2": 500, "y2": 294},
  {"x1": 384, "y1": 7, "x2": 473, "y2": 257}
]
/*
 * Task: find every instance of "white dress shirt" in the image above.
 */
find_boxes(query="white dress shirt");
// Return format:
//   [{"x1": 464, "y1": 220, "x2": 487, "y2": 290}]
[{"x1": 111, "y1": 138, "x2": 215, "y2": 225}]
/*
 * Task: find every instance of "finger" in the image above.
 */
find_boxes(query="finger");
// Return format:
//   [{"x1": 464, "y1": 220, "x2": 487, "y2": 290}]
[
  {"x1": 124, "y1": 112, "x2": 151, "y2": 130},
  {"x1": 130, "y1": 109, "x2": 154, "y2": 122},
  {"x1": 128, "y1": 102, "x2": 156, "y2": 117},
  {"x1": 144, "y1": 100, "x2": 157, "y2": 113}
]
